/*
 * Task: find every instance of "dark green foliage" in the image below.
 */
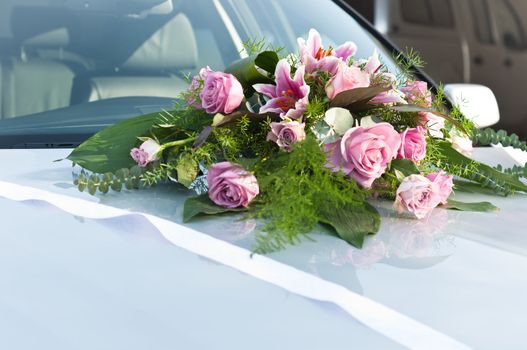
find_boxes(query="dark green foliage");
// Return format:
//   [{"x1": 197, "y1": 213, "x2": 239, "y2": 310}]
[
  {"x1": 446, "y1": 107, "x2": 476, "y2": 137},
  {"x1": 67, "y1": 113, "x2": 158, "y2": 173},
  {"x1": 183, "y1": 194, "x2": 247, "y2": 222},
  {"x1": 318, "y1": 201, "x2": 380, "y2": 248},
  {"x1": 251, "y1": 136, "x2": 378, "y2": 253},
  {"x1": 430, "y1": 141, "x2": 527, "y2": 195},
  {"x1": 210, "y1": 115, "x2": 277, "y2": 161},
  {"x1": 156, "y1": 105, "x2": 211, "y2": 132},
  {"x1": 390, "y1": 158, "x2": 421, "y2": 177},
  {"x1": 254, "y1": 51, "x2": 280, "y2": 76},
  {"x1": 393, "y1": 47, "x2": 426, "y2": 84},
  {"x1": 371, "y1": 106, "x2": 419, "y2": 131},
  {"x1": 225, "y1": 54, "x2": 275, "y2": 96},
  {"x1": 443, "y1": 199, "x2": 499, "y2": 213},
  {"x1": 304, "y1": 94, "x2": 327, "y2": 125}
]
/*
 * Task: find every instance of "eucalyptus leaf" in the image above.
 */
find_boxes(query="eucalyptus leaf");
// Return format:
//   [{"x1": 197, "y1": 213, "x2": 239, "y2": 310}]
[
  {"x1": 312, "y1": 108, "x2": 355, "y2": 144},
  {"x1": 67, "y1": 112, "x2": 159, "y2": 173},
  {"x1": 183, "y1": 194, "x2": 246, "y2": 222},
  {"x1": 312, "y1": 120, "x2": 339, "y2": 145},
  {"x1": 359, "y1": 115, "x2": 382, "y2": 127},
  {"x1": 324, "y1": 107, "x2": 354, "y2": 136},
  {"x1": 443, "y1": 199, "x2": 499, "y2": 213},
  {"x1": 318, "y1": 201, "x2": 380, "y2": 248},
  {"x1": 87, "y1": 180, "x2": 97, "y2": 195}
]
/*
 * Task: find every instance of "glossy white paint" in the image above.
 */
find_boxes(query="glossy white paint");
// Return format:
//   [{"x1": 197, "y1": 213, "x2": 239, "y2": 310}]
[
  {"x1": 444, "y1": 84, "x2": 500, "y2": 128},
  {"x1": 0, "y1": 147, "x2": 526, "y2": 349}
]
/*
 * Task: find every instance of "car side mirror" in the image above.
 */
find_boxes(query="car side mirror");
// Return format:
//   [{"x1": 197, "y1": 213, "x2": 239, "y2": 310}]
[{"x1": 444, "y1": 84, "x2": 500, "y2": 128}]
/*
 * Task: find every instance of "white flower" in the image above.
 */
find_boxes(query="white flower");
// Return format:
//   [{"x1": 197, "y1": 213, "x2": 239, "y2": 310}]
[{"x1": 451, "y1": 133, "x2": 473, "y2": 157}]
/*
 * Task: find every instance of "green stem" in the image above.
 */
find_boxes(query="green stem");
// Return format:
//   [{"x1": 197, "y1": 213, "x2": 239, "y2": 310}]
[{"x1": 158, "y1": 136, "x2": 197, "y2": 153}]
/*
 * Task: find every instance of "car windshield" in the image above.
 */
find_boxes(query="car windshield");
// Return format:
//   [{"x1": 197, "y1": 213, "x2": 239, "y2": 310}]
[{"x1": 0, "y1": 0, "x2": 401, "y2": 147}]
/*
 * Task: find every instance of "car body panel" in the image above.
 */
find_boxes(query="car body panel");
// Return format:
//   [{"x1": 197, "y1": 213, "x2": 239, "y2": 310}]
[{"x1": 1, "y1": 147, "x2": 527, "y2": 349}]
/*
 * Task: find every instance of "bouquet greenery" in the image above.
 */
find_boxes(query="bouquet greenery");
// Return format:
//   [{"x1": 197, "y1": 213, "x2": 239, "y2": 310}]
[{"x1": 67, "y1": 29, "x2": 527, "y2": 253}]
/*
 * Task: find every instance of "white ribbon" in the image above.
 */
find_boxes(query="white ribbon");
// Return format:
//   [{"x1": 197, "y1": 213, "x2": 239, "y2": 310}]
[{"x1": 0, "y1": 180, "x2": 471, "y2": 350}]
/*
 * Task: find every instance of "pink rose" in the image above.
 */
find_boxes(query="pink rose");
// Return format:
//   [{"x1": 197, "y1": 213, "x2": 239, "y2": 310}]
[
  {"x1": 398, "y1": 126, "x2": 427, "y2": 162},
  {"x1": 325, "y1": 61, "x2": 370, "y2": 100},
  {"x1": 426, "y1": 171, "x2": 453, "y2": 205},
  {"x1": 419, "y1": 112, "x2": 445, "y2": 138},
  {"x1": 267, "y1": 121, "x2": 306, "y2": 151},
  {"x1": 325, "y1": 123, "x2": 401, "y2": 188},
  {"x1": 347, "y1": 239, "x2": 387, "y2": 267},
  {"x1": 186, "y1": 66, "x2": 213, "y2": 107},
  {"x1": 200, "y1": 71, "x2": 244, "y2": 114},
  {"x1": 401, "y1": 81, "x2": 432, "y2": 107},
  {"x1": 394, "y1": 175, "x2": 442, "y2": 219},
  {"x1": 207, "y1": 162, "x2": 259, "y2": 209},
  {"x1": 130, "y1": 139, "x2": 160, "y2": 167}
]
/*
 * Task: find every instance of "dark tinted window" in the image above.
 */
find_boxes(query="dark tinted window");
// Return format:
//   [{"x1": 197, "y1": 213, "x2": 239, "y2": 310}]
[
  {"x1": 429, "y1": 1, "x2": 454, "y2": 27},
  {"x1": 401, "y1": 0, "x2": 431, "y2": 25},
  {"x1": 401, "y1": 0, "x2": 454, "y2": 28},
  {"x1": 494, "y1": 0, "x2": 526, "y2": 51},
  {"x1": 469, "y1": 0, "x2": 494, "y2": 44}
]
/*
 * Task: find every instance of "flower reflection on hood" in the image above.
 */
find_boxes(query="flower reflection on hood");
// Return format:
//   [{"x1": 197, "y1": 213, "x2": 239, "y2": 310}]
[{"x1": 253, "y1": 59, "x2": 310, "y2": 120}]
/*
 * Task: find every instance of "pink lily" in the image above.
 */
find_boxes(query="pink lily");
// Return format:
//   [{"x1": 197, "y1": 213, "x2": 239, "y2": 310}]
[
  {"x1": 298, "y1": 28, "x2": 357, "y2": 74},
  {"x1": 360, "y1": 50, "x2": 406, "y2": 105},
  {"x1": 363, "y1": 49, "x2": 382, "y2": 75},
  {"x1": 253, "y1": 59, "x2": 310, "y2": 120}
]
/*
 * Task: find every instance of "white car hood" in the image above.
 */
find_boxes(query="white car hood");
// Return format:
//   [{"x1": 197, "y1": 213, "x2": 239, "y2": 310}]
[{"x1": 1, "y1": 147, "x2": 526, "y2": 350}]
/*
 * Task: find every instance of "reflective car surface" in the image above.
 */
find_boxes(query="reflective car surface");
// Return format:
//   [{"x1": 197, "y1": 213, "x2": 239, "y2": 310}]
[
  {"x1": 1, "y1": 144, "x2": 527, "y2": 350},
  {"x1": 1, "y1": 1, "x2": 527, "y2": 350}
]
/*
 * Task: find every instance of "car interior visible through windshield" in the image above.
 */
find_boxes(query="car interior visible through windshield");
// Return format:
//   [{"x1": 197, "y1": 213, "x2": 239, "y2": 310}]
[
  {"x1": 0, "y1": 0, "x2": 242, "y2": 121},
  {"x1": 0, "y1": 0, "x2": 399, "y2": 147}
]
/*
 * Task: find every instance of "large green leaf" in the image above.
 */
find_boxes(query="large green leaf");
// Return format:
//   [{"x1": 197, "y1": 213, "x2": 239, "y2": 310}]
[
  {"x1": 318, "y1": 201, "x2": 380, "y2": 248},
  {"x1": 254, "y1": 51, "x2": 279, "y2": 75},
  {"x1": 225, "y1": 54, "x2": 275, "y2": 96},
  {"x1": 454, "y1": 180, "x2": 507, "y2": 196},
  {"x1": 67, "y1": 112, "x2": 159, "y2": 173},
  {"x1": 183, "y1": 194, "x2": 246, "y2": 222},
  {"x1": 437, "y1": 142, "x2": 527, "y2": 193},
  {"x1": 391, "y1": 158, "x2": 420, "y2": 177},
  {"x1": 443, "y1": 199, "x2": 499, "y2": 213}
]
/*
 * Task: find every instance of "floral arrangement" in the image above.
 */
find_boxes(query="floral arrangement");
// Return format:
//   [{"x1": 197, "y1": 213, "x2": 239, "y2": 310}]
[{"x1": 68, "y1": 29, "x2": 527, "y2": 253}]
